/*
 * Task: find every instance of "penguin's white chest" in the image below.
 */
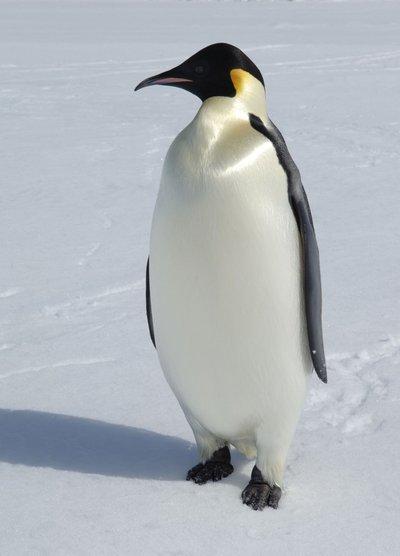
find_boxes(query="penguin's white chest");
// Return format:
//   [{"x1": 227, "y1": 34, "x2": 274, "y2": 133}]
[{"x1": 150, "y1": 106, "x2": 310, "y2": 447}]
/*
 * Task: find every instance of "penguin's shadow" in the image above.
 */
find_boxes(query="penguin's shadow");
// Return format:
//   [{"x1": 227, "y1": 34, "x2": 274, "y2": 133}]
[
  {"x1": 0, "y1": 408, "x2": 251, "y2": 484},
  {"x1": 0, "y1": 408, "x2": 198, "y2": 480}
]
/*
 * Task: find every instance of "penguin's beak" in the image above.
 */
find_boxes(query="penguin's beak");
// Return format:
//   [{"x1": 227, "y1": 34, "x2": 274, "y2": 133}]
[{"x1": 135, "y1": 67, "x2": 193, "y2": 92}]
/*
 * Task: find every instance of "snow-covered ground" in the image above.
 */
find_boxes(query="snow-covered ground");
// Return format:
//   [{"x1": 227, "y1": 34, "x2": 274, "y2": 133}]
[{"x1": 1, "y1": 1, "x2": 400, "y2": 554}]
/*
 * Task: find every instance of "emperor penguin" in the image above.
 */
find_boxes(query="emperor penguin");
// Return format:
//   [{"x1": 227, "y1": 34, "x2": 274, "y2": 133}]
[{"x1": 135, "y1": 43, "x2": 327, "y2": 510}]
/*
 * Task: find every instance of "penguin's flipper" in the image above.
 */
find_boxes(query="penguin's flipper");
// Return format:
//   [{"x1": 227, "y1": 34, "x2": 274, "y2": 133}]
[
  {"x1": 289, "y1": 182, "x2": 327, "y2": 383},
  {"x1": 249, "y1": 114, "x2": 327, "y2": 383},
  {"x1": 146, "y1": 257, "x2": 156, "y2": 348}
]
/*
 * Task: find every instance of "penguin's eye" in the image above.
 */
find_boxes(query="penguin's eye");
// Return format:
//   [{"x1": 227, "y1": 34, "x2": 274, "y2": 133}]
[{"x1": 193, "y1": 60, "x2": 209, "y2": 78}]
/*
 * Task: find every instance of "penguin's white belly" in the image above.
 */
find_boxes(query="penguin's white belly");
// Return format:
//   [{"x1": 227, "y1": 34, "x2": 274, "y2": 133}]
[{"x1": 150, "y1": 122, "x2": 311, "y2": 452}]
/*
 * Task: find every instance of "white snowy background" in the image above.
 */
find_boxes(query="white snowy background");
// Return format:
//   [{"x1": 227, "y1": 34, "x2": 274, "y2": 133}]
[{"x1": 1, "y1": 1, "x2": 399, "y2": 554}]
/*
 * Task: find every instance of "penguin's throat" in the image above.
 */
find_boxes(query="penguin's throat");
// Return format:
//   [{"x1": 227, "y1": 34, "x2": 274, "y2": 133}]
[
  {"x1": 191, "y1": 95, "x2": 266, "y2": 149},
  {"x1": 199, "y1": 80, "x2": 268, "y2": 130}
]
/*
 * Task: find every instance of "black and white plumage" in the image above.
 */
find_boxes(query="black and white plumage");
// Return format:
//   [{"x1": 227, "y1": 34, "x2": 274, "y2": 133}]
[{"x1": 136, "y1": 43, "x2": 326, "y2": 510}]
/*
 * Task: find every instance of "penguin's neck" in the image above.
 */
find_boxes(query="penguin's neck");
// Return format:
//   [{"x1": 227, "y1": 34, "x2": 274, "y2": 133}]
[
  {"x1": 229, "y1": 69, "x2": 269, "y2": 122},
  {"x1": 191, "y1": 73, "x2": 268, "y2": 144}
]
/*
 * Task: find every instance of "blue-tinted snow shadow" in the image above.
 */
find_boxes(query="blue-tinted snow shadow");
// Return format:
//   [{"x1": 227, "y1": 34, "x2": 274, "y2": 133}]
[{"x1": 0, "y1": 408, "x2": 197, "y2": 480}]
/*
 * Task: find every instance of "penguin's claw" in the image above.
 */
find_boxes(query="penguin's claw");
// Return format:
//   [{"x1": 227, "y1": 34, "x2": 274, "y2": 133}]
[
  {"x1": 267, "y1": 485, "x2": 282, "y2": 509},
  {"x1": 241, "y1": 474, "x2": 282, "y2": 510},
  {"x1": 186, "y1": 460, "x2": 234, "y2": 484},
  {"x1": 186, "y1": 446, "x2": 234, "y2": 484},
  {"x1": 241, "y1": 483, "x2": 271, "y2": 510}
]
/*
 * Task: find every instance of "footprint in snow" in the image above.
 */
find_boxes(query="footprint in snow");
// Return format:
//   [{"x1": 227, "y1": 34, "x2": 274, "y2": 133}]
[
  {"x1": 0, "y1": 287, "x2": 23, "y2": 298},
  {"x1": 303, "y1": 337, "x2": 400, "y2": 436}
]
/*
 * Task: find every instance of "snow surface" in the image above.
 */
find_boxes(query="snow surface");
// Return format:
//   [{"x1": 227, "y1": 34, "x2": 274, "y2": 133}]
[{"x1": 1, "y1": 1, "x2": 400, "y2": 554}]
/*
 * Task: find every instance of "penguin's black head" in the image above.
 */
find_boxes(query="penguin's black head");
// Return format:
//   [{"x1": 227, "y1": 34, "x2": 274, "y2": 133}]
[{"x1": 135, "y1": 43, "x2": 264, "y2": 102}]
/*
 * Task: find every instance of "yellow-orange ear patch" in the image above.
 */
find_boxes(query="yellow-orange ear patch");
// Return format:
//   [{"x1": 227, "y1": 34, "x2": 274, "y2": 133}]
[{"x1": 230, "y1": 69, "x2": 252, "y2": 95}]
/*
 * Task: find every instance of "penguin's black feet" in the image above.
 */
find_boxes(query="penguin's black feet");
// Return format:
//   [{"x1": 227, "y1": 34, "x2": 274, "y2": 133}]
[
  {"x1": 186, "y1": 446, "x2": 234, "y2": 485},
  {"x1": 241, "y1": 466, "x2": 282, "y2": 510}
]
